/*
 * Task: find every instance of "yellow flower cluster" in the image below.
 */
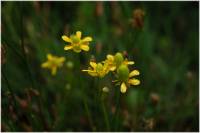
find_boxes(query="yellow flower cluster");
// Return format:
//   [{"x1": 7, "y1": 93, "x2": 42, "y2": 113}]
[
  {"x1": 41, "y1": 30, "x2": 140, "y2": 93},
  {"x1": 82, "y1": 52, "x2": 140, "y2": 93}
]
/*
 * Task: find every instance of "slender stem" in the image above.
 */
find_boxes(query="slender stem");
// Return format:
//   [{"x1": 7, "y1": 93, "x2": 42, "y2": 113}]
[
  {"x1": 83, "y1": 96, "x2": 94, "y2": 131},
  {"x1": 97, "y1": 78, "x2": 110, "y2": 131},
  {"x1": 77, "y1": 54, "x2": 95, "y2": 131},
  {"x1": 20, "y1": 2, "x2": 35, "y2": 89},
  {"x1": 101, "y1": 98, "x2": 110, "y2": 131},
  {"x1": 2, "y1": 40, "x2": 25, "y2": 61},
  {"x1": 114, "y1": 90, "x2": 121, "y2": 131},
  {"x1": 94, "y1": 78, "x2": 98, "y2": 113},
  {"x1": 2, "y1": 70, "x2": 17, "y2": 111}
]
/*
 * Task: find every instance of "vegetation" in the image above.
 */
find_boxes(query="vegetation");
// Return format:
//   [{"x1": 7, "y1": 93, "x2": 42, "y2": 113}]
[{"x1": 1, "y1": 1, "x2": 199, "y2": 131}]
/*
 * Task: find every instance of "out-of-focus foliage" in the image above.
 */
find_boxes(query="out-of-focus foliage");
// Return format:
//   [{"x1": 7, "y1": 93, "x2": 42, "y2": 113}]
[{"x1": 1, "y1": 1, "x2": 199, "y2": 131}]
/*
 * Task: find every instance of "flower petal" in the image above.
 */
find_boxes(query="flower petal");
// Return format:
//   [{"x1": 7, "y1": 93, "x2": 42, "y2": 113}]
[
  {"x1": 81, "y1": 44, "x2": 89, "y2": 51},
  {"x1": 47, "y1": 54, "x2": 53, "y2": 60},
  {"x1": 64, "y1": 45, "x2": 73, "y2": 50},
  {"x1": 82, "y1": 37, "x2": 92, "y2": 42},
  {"x1": 51, "y1": 67, "x2": 57, "y2": 75},
  {"x1": 41, "y1": 62, "x2": 49, "y2": 68},
  {"x1": 123, "y1": 59, "x2": 134, "y2": 65},
  {"x1": 107, "y1": 55, "x2": 114, "y2": 61},
  {"x1": 76, "y1": 31, "x2": 82, "y2": 39},
  {"x1": 90, "y1": 62, "x2": 97, "y2": 68},
  {"x1": 82, "y1": 69, "x2": 97, "y2": 76},
  {"x1": 88, "y1": 71, "x2": 98, "y2": 76},
  {"x1": 62, "y1": 35, "x2": 72, "y2": 43},
  {"x1": 128, "y1": 61, "x2": 134, "y2": 65},
  {"x1": 129, "y1": 70, "x2": 140, "y2": 77},
  {"x1": 82, "y1": 70, "x2": 89, "y2": 72},
  {"x1": 110, "y1": 66, "x2": 116, "y2": 71},
  {"x1": 72, "y1": 48, "x2": 82, "y2": 53},
  {"x1": 58, "y1": 57, "x2": 65, "y2": 63},
  {"x1": 128, "y1": 78, "x2": 140, "y2": 85},
  {"x1": 120, "y1": 82, "x2": 127, "y2": 93},
  {"x1": 57, "y1": 57, "x2": 65, "y2": 66}
]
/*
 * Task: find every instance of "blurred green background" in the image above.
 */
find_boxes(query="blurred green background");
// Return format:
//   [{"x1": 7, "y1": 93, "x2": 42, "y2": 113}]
[{"x1": 1, "y1": 1, "x2": 199, "y2": 132}]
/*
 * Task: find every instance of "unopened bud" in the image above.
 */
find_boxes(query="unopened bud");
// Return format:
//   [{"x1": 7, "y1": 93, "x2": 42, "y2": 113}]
[
  {"x1": 114, "y1": 52, "x2": 124, "y2": 67},
  {"x1": 117, "y1": 64, "x2": 129, "y2": 82},
  {"x1": 66, "y1": 61, "x2": 74, "y2": 69},
  {"x1": 102, "y1": 86, "x2": 109, "y2": 93}
]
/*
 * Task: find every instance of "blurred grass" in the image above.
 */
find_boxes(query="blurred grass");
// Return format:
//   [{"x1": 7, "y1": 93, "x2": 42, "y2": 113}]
[{"x1": 1, "y1": 1, "x2": 199, "y2": 131}]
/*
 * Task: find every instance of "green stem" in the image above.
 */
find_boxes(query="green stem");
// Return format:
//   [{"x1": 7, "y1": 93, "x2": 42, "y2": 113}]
[
  {"x1": 94, "y1": 78, "x2": 98, "y2": 110},
  {"x1": 114, "y1": 90, "x2": 121, "y2": 131},
  {"x1": 83, "y1": 96, "x2": 95, "y2": 131},
  {"x1": 97, "y1": 78, "x2": 110, "y2": 131},
  {"x1": 77, "y1": 54, "x2": 95, "y2": 131},
  {"x1": 101, "y1": 98, "x2": 110, "y2": 131},
  {"x1": 20, "y1": 2, "x2": 35, "y2": 89}
]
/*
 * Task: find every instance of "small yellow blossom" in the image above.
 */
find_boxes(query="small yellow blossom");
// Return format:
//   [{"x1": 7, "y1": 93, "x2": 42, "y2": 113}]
[
  {"x1": 104, "y1": 53, "x2": 134, "y2": 72},
  {"x1": 41, "y1": 54, "x2": 65, "y2": 75},
  {"x1": 62, "y1": 31, "x2": 93, "y2": 53},
  {"x1": 82, "y1": 61, "x2": 109, "y2": 78},
  {"x1": 114, "y1": 64, "x2": 140, "y2": 93}
]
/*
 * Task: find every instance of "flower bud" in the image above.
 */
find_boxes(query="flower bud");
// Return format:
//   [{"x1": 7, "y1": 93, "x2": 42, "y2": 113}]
[
  {"x1": 102, "y1": 86, "x2": 109, "y2": 93},
  {"x1": 66, "y1": 61, "x2": 74, "y2": 69},
  {"x1": 114, "y1": 52, "x2": 124, "y2": 67},
  {"x1": 117, "y1": 64, "x2": 129, "y2": 82}
]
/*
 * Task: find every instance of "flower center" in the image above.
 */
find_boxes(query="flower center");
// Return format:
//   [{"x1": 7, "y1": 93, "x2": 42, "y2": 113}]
[
  {"x1": 96, "y1": 63, "x2": 103, "y2": 73},
  {"x1": 50, "y1": 59, "x2": 58, "y2": 67},
  {"x1": 70, "y1": 35, "x2": 80, "y2": 44}
]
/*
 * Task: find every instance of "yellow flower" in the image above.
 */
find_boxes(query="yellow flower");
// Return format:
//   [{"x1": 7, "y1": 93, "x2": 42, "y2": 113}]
[
  {"x1": 114, "y1": 64, "x2": 140, "y2": 93},
  {"x1": 62, "y1": 31, "x2": 93, "y2": 53},
  {"x1": 41, "y1": 54, "x2": 65, "y2": 75},
  {"x1": 104, "y1": 53, "x2": 134, "y2": 72},
  {"x1": 82, "y1": 61, "x2": 109, "y2": 78}
]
